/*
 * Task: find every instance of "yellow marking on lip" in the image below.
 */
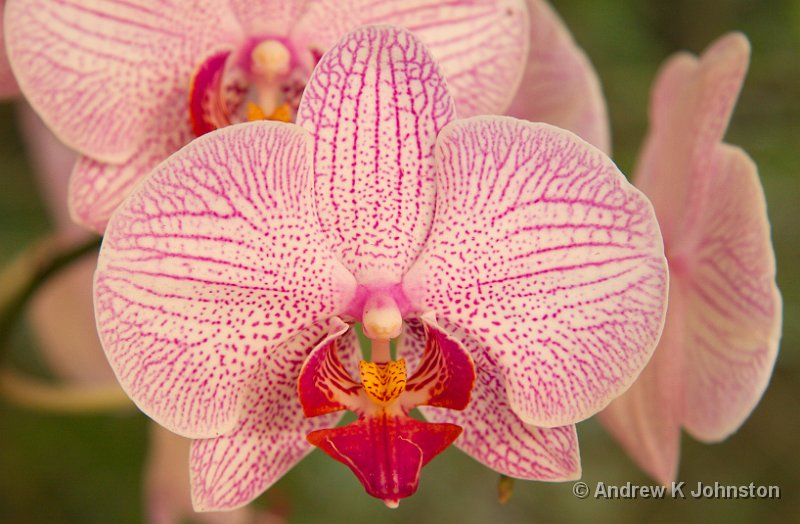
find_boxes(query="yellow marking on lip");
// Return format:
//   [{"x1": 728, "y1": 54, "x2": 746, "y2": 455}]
[{"x1": 359, "y1": 359, "x2": 407, "y2": 405}]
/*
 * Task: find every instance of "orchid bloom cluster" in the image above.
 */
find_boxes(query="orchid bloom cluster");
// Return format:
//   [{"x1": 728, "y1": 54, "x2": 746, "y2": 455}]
[{"x1": 0, "y1": 0, "x2": 782, "y2": 517}]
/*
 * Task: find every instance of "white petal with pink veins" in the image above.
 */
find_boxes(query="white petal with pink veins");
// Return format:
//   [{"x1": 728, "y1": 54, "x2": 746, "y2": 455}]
[
  {"x1": 295, "y1": 0, "x2": 528, "y2": 118},
  {"x1": 506, "y1": 0, "x2": 610, "y2": 152},
  {"x1": 5, "y1": 0, "x2": 239, "y2": 162},
  {"x1": 69, "y1": 88, "x2": 195, "y2": 233},
  {"x1": 634, "y1": 33, "x2": 750, "y2": 246},
  {"x1": 679, "y1": 144, "x2": 781, "y2": 441},
  {"x1": 95, "y1": 122, "x2": 357, "y2": 438},
  {"x1": 404, "y1": 117, "x2": 667, "y2": 427},
  {"x1": 0, "y1": 2, "x2": 20, "y2": 98},
  {"x1": 409, "y1": 323, "x2": 581, "y2": 480},
  {"x1": 297, "y1": 25, "x2": 455, "y2": 284},
  {"x1": 228, "y1": 0, "x2": 307, "y2": 36},
  {"x1": 190, "y1": 322, "x2": 347, "y2": 511}
]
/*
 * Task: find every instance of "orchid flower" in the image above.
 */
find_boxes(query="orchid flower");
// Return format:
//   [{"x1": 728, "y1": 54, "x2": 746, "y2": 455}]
[
  {"x1": 5, "y1": 0, "x2": 608, "y2": 233},
  {"x1": 94, "y1": 26, "x2": 668, "y2": 510},
  {"x1": 599, "y1": 33, "x2": 782, "y2": 484}
]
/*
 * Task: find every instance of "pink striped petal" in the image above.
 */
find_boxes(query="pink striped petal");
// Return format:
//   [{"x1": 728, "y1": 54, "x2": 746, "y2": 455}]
[
  {"x1": 403, "y1": 322, "x2": 581, "y2": 480},
  {"x1": 678, "y1": 144, "x2": 781, "y2": 440},
  {"x1": 0, "y1": 2, "x2": 20, "y2": 98},
  {"x1": 634, "y1": 33, "x2": 750, "y2": 246},
  {"x1": 598, "y1": 285, "x2": 685, "y2": 485},
  {"x1": 506, "y1": 0, "x2": 610, "y2": 152},
  {"x1": 229, "y1": 0, "x2": 306, "y2": 36},
  {"x1": 190, "y1": 322, "x2": 345, "y2": 511},
  {"x1": 69, "y1": 95, "x2": 194, "y2": 233},
  {"x1": 404, "y1": 117, "x2": 668, "y2": 427},
  {"x1": 296, "y1": 25, "x2": 455, "y2": 284},
  {"x1": 95, "y1": 122, "x2": 357, "y2": 438},
  {"x1": 294, "y1": 0, "x2": 528, "y2": 117},
  {"x1": 4, "y1": 0, "x2": 239, "y2": 162}
]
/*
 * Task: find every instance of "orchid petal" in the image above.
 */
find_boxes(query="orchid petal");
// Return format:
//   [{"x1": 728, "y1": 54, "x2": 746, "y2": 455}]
[
  {"x1": 0, "y1": 2, "x2": 20, "y2": 98},
  {"x1": 400, "y1": 321, "x2": 581, "y2": 480},
  {"x1": 506, "y1": 0, "x2": 610, "y2": 152},
  {"x1": 95, "y1": 122, "x2": 357, "y2": 438},
  {"x1": 678, "y1": 144, "x2": 781, "y2": 441},
  {"x1": 404, "y1": 117, "x2": 668, "y2": 427},
  {"x1": 598, "y1": 285, "x2": 685, "y2": 485},
  {"x1": 229, "y1": 0, "x2": 307, "y2": 36},
  {"x1": 4, "y1": 0, "x2": 239, "y2": 162},
  {"x1": 634, "y1": 32, "x2": 750, "y2": 246},
  {"x1": 69, "y1": 98, "x2": 194, "y2": 233},
  {"x1": 295, "y1": 0, "x2": 528, "y2": 117},
  {"x1": 296, "y1": 25, "x2": 455, "y2": 284},
  {"x1": 190, "y1": 323, "x2": 345, "y2": 512}
]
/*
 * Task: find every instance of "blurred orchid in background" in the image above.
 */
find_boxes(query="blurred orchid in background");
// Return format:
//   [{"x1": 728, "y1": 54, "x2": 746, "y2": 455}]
[
  {"x1": 93, "y1": 25, "x2": 667, "y2": 510},
  {"x1": 0, "y1": 3, "x2": 18, "y2": 98},
  {"x1": 4, "y1": 0, "x2": 608, "y2": 233},
  {"x1": 599, "y1": 33, "x2": 782, "y2": 484}
]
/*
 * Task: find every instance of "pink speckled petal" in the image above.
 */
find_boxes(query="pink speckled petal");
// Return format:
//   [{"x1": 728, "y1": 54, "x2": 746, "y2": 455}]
[
  {"x1": 295, "y1": 0, "x2": 528, "y2": 117},
  {"x1": 406, "y1": 324, "x2": 581, "y2": 480},
  {"x1": 0, "y1": 2, "x2": 20, "y2": 98},
  {"x1": 95, "y1": 122, "x2": 357, "y2": 438},
  {"x1": 190, "y1": 323, "x2": 345, "y2": 512},
  {"x1": 147, "y1": 424, "x2": 261, "y2": 524},
  {"x1": 69, "y1": 96, "x2": 194, "y2": 233},
  {"x1": 598, "y1": 284, "x2": 685, "y2": 485},
  {"x1": 634, "y1": 33, "x2": 750, "y2": 246},
  {"x1": 296, "y1": 25, "x2": 455, "y2": 284},
  {"x1": 229, "y1": 0, "x2": 306, "y2": 36},
  {"x1": 404, "y1": 117, "x2": 667, "y2": 427},
  {"x1": 678, "y1": 144, "x2": 781, "y2": 441},
  {"x1": 506, "y1": 0, "x2": 610, "y2": 152},
  {"x1": 4, "y1": 0, "x2": 239, "y2": 162}
]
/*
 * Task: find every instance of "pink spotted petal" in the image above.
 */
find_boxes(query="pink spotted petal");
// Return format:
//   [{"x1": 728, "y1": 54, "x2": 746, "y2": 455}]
[
  {"x1": 634, "y1": 33, "x2": 750, "y2": 246},
  {"x1": 598, "y1": 284, "x2": 685, "y2": 485},
  {"x1": 506, "y1": 0, "x2": 610, "y2": 152},
  {"x1": 678, "y1": 144, "x2": 781, "y2": 441},
  {"x1": 190, "y1": 323, "x2": 345, "y2": 512},
  {"x1": 404, "y1": 117, "x2": 668, "y2": 427},
  {"x1": 4, "y1": 0, "x2": 239, "y2": 162},
  {"x1": 296, "y1": 25, "x2": 455, "y2": 284},
  {"x1": 294, "y1": 0, "x2": 528, "y2": 117},
  {"x1": 400, "y1": 322, "x2": 581, "y2": 480},
  {"x1": 0, "y1": 2, "x2": 20, "y2": 98},
  {"x1": 95, "y1": 122, "x2": 357, "y2": 438},
  {"x1": 307, "y1": 414, "x2": 461, "y2": 507},
  {"x1": 69, "y1": 94, "x2": 194, "y2": 233},
  {"x1": 229, "y1": 0, "x2": 306, "y2": 36}
]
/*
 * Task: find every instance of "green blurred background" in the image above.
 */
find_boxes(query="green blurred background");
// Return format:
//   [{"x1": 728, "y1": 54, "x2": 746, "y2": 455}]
[{"x1": 1, "y1": 0, "x2": 797, "y2": 522}]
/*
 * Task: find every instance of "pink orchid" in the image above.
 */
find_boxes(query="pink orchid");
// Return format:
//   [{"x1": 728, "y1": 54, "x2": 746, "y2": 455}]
[
  {"x1": 599, "y1": 33, "x2": 782, "y2": 484},
  {"x1": 5, "y1": 0, "x2": 608, "y2": 233},
  {"x1": 94, "y1": 26, "x2": 667, "y2": 510}
]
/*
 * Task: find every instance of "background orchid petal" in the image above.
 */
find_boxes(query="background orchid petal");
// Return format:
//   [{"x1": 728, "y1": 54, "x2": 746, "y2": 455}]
[
  {"x1": 634, "y1": 32, "x2": 750, "y2": 246},
  {"x1": 295, "y1": 0, "x2": 528, "y2": 118},
  {"x1": 404, "y1": 117, "x2": 667, "y2": 427},
  {"x1": 95, "y1": 122, "x2": 357, "y2": 438},
  {"x1": 403, "y1": 323, "x2": 581, "y2": 480},
  {"x1": 598, "y1": 285, "x2": 685, "y2": 485},
  {"x1": 4, "y1": 0, "x2": 239, "y2": 162},
  {"x1": 296, "y1": 25, "x2": 455, "y2": 284},
  {"x1": 506, "y1": 0, "x2": 610, "y2": 152},
  {"x1": 190, "y1": 323, "x2": 346, "y2": 512},
  {"x1": 678, "y1": 144, "x2": 781, "y2": 441},
  {"x1": 69, "y1": 99, "x2": 194, "y2": 233},
  {"x1": 228, "y1": 0, "x2": 306, "y2": 36},
  {"x1": 0, "y1": 1, "x2": 20, "y2": 98}
]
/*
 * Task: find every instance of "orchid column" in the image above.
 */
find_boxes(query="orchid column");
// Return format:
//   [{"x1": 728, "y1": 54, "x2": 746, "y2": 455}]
[{"x1": 94, "y1": 26, "x2": 668, "y2": 511}]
